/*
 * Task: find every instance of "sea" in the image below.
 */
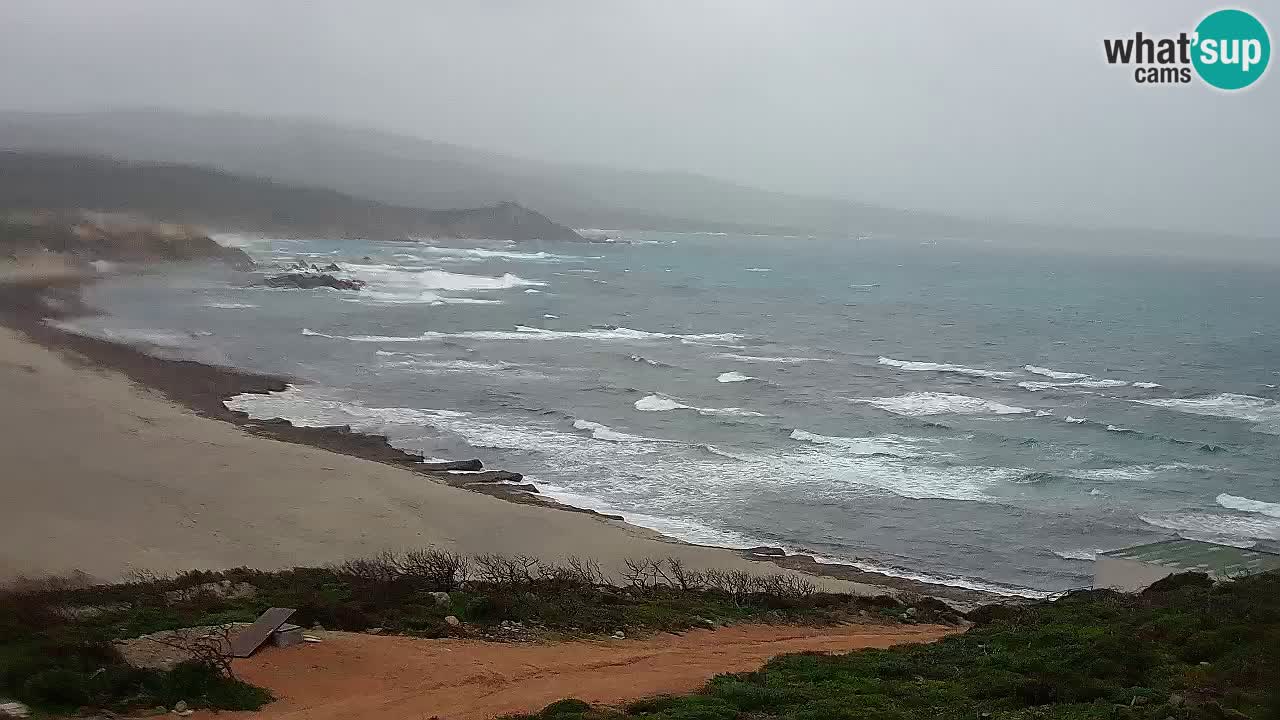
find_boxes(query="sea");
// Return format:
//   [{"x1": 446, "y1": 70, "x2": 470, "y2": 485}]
[{"x1": 64, "y1": 231, "x2": 1280, "y2": 598}]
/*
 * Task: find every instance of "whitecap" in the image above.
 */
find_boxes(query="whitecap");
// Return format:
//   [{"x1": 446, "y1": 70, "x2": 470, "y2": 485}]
[
  {"x1": 1064, "y1": 416, "x2": 1088, "y2": 424},
  {"x1": 634, "y1": 393, "x2": 764, "y2": 417},
  {"x1": 1018, "y1": 379, "x2": 1129, "y2": 391},
  {"x1": 204, "y1": 302, "x2": 258, "y2": 309},
  {"x1": 303, "y1": 325, "x2": 743, "y2": 345},
  {"x1": 717, "y1": 371, "x2": 753, "y2": 383},
  {"x1": 1216, "y1": 493, "x2": 1280, "y2": 518},
  {"x1": 572, "y1": 419, "x2": 665, "y2": 443},
  {"x1": 1140, "y1": 511, "x2": 1278, "y2": 544},
  {"x1": 854, "y1": 392, "x2": 1030, "y2": 417},
  {"x1": 1132, "y1": 382, "x2": 1163, "y2": 389},
  {"x1": 716, "y1": 353, "x2": 829, "y2": 364},
  {"x1": 1135, "y1": 393, "x2": 1280, "y2": 433},
  {"x1": 878, "y1": 356, "x2": 1018, "y2": 379},
  {"x1": 543, "y1": 314, "x2": 559, "y2": 319},
  {"x1": 744, "y1": 267, "x2": 772, "y2": 272},
  {"x1": 788, "y1": 429, "x2": 924, "y2": 458},
  {"x1": 1105, "y1": 425, "x2": 1136, "y2": 433},
  {"x1": 1023, "y1": 365, "x2": 1090, "y2": 380},
  {"x1": 416, "y1": 245, "x2": 582, "y2": 262},
  {"x1": 1053, "y1": 549, "x2": 1098, "y2": 561},
  {"x1": 524, "y1": 289, "x2": 543, "y2": 294}
]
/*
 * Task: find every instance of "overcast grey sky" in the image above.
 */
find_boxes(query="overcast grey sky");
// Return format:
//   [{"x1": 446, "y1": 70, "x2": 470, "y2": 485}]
[{"x1": 0, "y1": 1, "x2": 1275, "y2": 235}]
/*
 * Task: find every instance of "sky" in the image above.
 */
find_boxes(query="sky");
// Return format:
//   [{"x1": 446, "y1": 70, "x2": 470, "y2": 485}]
[{"x1": 0, "y1": 0, "x2": 1275, "y2": 236}]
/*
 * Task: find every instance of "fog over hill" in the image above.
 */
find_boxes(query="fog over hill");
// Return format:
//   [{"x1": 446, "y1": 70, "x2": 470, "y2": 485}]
[
  {"x1": 0, "y1": 110, "x2": 1273, "y2": 262},
  {"x1": 0, "y1": 150, "x2": 583, "y2": 242}
]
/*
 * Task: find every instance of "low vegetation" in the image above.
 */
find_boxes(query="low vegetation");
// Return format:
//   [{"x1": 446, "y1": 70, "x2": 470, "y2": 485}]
[
  {"x1": 0, "y1": 550, "x2": 951, "y2": 715},
  {"x1": 509, "y1": 571, "x2": 1280, "y2": 720}
]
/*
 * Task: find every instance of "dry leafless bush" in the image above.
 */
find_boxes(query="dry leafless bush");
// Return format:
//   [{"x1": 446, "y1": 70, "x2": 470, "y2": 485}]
[
  {"x1": 652, "y1": 557, "x2": 707, "y2": 591},
  {"x1": 537, "y1": 556, "x2": 605, "y2": 587},
  {"x1": 474, "y1": 553, "x2": 539, "y2": 585},
  {"x1": 400, "y1": 548, "x2": 470, "y2": 591},
  {"x1": 333, "y1": 550, "x2": 403, "y2": 583}
]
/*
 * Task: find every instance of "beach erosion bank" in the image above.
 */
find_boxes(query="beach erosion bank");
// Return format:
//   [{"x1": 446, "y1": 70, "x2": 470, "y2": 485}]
[{"x1": 0, "y1": 268, "x2": 1002, "y2": 604}]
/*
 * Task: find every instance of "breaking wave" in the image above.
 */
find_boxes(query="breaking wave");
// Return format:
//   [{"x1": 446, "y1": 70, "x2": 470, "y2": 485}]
[
  {"x1": 634, "y1": 393, "x2": 764, "y2": 417},
  {"x1": 301, "y1": 325, "x2": 743, "y2": 345},
  {"x1": 1135, "y1": 393, "x2": 1280, "y2": 433},
  {"x1": 854, "y1": 392, "x2": 1030, "y2": 417},
  {"x1": 572, "y1": 419, "x2": 666, "y2": 443},
  {"x1": 788, "y1": 429, "x2": 924, "y2": 458},
  {"x1": 1139, "y1": 511, "x2": 1279, "y2": 545},
  {"x1": 716, "y1": 353, "x2": 829, "y2": 364},
  {"x1": 878, "y1": 356, "x2": 1018, "y2": 379},
  {"x1": 1216, "y1": 493, "x2": 1280, "y2": 518},
  {"x1": 1023, "y1": 365, "x2": 1090, "y2": 380},
  {"x1": 717, "y1": 371, "x2": 753, "y2": 383}
]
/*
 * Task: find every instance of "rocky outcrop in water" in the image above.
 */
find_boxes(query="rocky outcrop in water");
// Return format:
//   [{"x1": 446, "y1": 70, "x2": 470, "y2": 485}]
[{"x1": 263, "y1": 273, "x2": 364, "y2": 290}]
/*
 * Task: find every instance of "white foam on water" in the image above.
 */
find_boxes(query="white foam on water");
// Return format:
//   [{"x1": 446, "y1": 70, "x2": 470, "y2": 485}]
[
  {"x1": 415, "y1": 245, "x2": 582, "y2": 262},
  {"x1": 1024, "y1": 365, "x2": 1090, "y2": 380},
  {"x1": 633, "y1": 393, "x2": 764, "y2": 417},
  {"x1": 571, "y1": 419, "x2": 669, "y2": 443},
  {"x1": 203, "y1": 302, "x2": 258, "y2": 309},
  {"x1": 788, "y1": 429, "x2": 925, "y2": 458},
  {"x1": 524, "y1": 289, "x2": 543, "y2": 294},
  {"x1": 1053, "y1": 549, "x2": 1098, "y2": 561},
  {"x1": 1072, "y1": 463, "x2": 1210, "y2": 482},
  {"x1": 716, "y1": 353, "x2": 829, "y2": 364},
  {"x1": 717, "y1": 371, "x2": 753, "y2": 383},
  {"x1": 543, "y1": 314, "x2": 560, "y2": 319},
  {"x1": 302, "y1": 325, "x2": 743, "y2": 346},
  {"x1": 1216, "y1": 493, "x2": 1280, "y2": 518},
  {"x1": 344, "y1": 264, "x2": 546, "y2": 291},
  {"x1": 1034, "y1": 410, "x2": 1054, "y2": 417},
  {"x1": 1132, "y1": 382, "x2": 1163, "y2": 389},
  {"x1": 1064, "y1": 416, "x2": 1088, "y2": 424},
  {"x1": 878, "y1": 356, "x2": 1018, "y2": 379},
  {"x1": 224, "y1": 386, "x2": 468, "y2": 432},
  {"x1": 1134, "y1": 393, "x2": 1280, "y2": 433},
  {"x1": 1139, "y1": 511, "x2": 1278, "y2": 545},
  {"x1": 1018, "y1": 379, "x2": 1129, "y2": 391},
  {"x1": 854, "y1": 392, "x2": 1030, "y2": 417},
  {"x1": 1106, "y1": 425, "x2": 1136, "y2": 433},
  {"x1": 744, "y1": 267, "x2": 772, "y2": 272}
]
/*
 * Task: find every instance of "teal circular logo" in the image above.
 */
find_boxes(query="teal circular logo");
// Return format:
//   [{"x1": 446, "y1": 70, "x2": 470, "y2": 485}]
[{"x1": 1192, "y1": 9, "x2": 1270, "y2": 90}]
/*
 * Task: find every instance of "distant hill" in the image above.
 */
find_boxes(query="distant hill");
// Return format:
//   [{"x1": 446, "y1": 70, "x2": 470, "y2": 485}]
[
  {"x1": 0, "y1": 151, "x2": 583, "y2": 242},
  {"x1": 0, "y1": 109, "x2": 941, "y2": 236},
  {"x1": 0, "y1": 110, "x2": 1272, "y2": 261}
]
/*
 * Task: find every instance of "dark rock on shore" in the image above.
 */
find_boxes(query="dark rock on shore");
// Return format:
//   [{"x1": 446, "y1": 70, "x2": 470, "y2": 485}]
[
  {"x1": 745, "y1": 546, "x2": 787, "y2": 557},
  {"x1": 420, "y1": 459, "x2": 484, "y2": 471},
  {"x1": 455, "y1": 470, "x2": 524, "y2": 484},
  {"x1": 264, "y1": 273, "x2": 364, "y2": 291}
]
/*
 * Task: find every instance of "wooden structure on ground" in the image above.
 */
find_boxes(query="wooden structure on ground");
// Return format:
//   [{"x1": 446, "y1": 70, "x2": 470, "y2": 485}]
[{"x1": 230, "y1": 607, "x2": 296, "y2": 658}]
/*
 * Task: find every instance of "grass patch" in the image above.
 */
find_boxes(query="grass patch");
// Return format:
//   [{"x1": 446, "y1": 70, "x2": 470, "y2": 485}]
[{"x1": 505, "y1": 572, "x2": 1280, "y2": 720}]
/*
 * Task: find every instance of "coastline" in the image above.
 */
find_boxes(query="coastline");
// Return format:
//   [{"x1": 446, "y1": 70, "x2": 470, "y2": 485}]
[{"x1": 0, "y1": 267, "x2": 1006, "y2": 606}]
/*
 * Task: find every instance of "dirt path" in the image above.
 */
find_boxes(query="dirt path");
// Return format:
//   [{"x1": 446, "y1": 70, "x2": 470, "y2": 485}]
[{"x1": 210, "y1": 623, "x2": 959, "y2": 720}]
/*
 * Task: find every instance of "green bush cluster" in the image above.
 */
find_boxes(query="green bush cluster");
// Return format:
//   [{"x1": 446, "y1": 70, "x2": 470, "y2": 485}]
[{"x1": 506, "y1": 572, "x2": 1280, "y2": 720}]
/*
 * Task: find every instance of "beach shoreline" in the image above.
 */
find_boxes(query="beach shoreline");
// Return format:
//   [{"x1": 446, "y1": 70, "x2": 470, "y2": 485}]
[{"x1": 0, "y1": 265, "x2": 1003, "y2": 606}]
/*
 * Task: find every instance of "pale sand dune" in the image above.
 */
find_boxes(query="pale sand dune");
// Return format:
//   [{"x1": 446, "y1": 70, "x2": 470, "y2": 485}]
[{"x1": 0, "y1": 326, "x2": 881, "y2": 594}]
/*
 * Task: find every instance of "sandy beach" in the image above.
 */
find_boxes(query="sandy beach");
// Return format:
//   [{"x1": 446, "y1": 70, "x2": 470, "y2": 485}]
[{"x1": 0, "y1": 268, "x2": 903, "y2": 595}]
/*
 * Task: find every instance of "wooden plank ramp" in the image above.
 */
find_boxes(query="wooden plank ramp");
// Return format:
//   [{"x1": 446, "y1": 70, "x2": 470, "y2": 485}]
[{"x1": 230, "y1": 607, "x2": 296, "y2": 658}]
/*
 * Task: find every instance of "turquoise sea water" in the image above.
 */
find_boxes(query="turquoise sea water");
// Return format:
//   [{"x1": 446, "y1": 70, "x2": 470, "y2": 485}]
[{"x1": 73, "y1": 231, "x2": 1280, "y2": 596}]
